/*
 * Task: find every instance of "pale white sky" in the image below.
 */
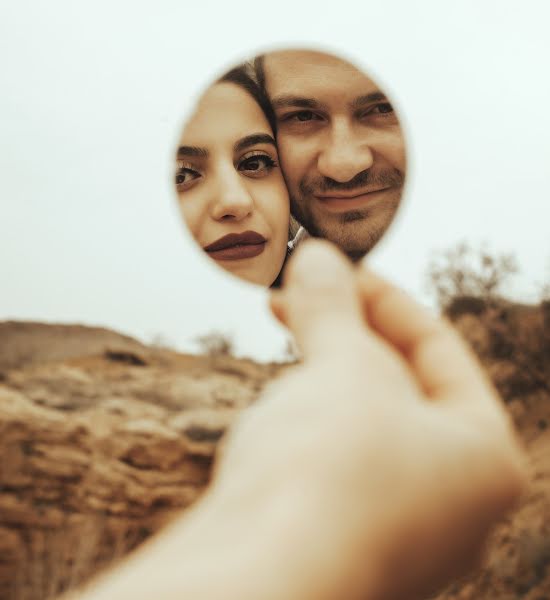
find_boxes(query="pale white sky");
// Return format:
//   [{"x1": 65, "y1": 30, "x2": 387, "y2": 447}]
[{"x1": 1, "y1": 1, "x2": 549, "y2": 361}]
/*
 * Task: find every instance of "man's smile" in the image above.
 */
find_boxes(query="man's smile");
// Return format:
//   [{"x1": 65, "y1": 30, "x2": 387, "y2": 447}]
[{"x1": 313, "y1": 186, "x2": 396, "y2": 213}]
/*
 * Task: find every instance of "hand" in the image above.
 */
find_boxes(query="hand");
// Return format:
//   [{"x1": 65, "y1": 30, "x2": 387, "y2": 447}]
[
  {"x1": 67, "y1": 239, "x2": 526, "y2": 600},
  {"x1": 213, "y1": 239, "x2": 527, "y2": 600}
]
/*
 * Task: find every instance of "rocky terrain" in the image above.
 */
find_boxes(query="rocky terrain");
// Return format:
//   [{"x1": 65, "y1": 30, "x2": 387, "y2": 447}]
[
  {"x1": 0, "y1": 322, "x2": 281, "y2": 600},
  {"x1": 0, "y1": 301, "x2": 549, "y2": 600},
  {"x1": 432, "y1": 296, "x2": 550, "y2": 600}
]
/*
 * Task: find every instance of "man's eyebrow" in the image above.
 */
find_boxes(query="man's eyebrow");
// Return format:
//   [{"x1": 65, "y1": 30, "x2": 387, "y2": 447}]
[
  {"x1": 350, "y1": 91, "x2": 388, "y2": 109},
  {"x1": 270, "y1": 96, "x2": 324, "y2": 110},
  {"x1": 234, "y1": 133, "x2": 276, "y2": 153},
  {"x1": 177, "y1": 145, "x2": 209, "y2": 159}
]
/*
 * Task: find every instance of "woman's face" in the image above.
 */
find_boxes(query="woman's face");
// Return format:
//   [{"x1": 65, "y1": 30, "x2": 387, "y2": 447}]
[{"x1": 176, "y1": 82, "x2": 290, "y2": 287}]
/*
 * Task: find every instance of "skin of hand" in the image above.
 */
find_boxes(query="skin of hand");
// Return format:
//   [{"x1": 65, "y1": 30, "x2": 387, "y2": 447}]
[
  {"x1": 66, "y1": 239, "x2": 527, "y2": 600},
  {"x1": 212, "y1": 239, "x2": 528, "y2": 600}
]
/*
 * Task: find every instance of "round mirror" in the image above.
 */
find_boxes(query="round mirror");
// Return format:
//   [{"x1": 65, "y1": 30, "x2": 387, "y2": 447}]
[{"x1": 174, "y1": 48, "x2": 408, "y2": 287}]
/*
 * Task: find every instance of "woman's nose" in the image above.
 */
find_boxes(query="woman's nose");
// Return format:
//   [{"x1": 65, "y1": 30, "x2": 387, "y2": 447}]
[{"x1": 210, "y1": 170, "x2": 254, "y2": 222}]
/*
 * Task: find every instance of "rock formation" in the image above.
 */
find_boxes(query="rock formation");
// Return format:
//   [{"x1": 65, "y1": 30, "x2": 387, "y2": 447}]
[
  {"x1": 0, "y1": 322, "x2": 281, "y2": 600},
  {"x1": 1, "y1": 303, "x2": 550, "y2": 600}
]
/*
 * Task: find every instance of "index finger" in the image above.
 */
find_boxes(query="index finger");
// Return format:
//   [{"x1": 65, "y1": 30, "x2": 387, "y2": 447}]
[{"x1": 356, "y1": 266, "x2": 499, "y2": 408}]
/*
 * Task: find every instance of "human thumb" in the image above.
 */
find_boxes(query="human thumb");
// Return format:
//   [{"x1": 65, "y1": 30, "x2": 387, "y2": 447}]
[{"x1": 270, "y1": 239, "x2": 367, "y2": 362}]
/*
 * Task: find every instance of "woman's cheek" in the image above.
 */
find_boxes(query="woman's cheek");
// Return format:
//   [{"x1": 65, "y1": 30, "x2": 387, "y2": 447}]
[
  {"x1": 179, "y1": 194, "x2": 207, "y2": 244},
  {"x1": 273, "y1": 178, "x2": 291, "y2": 236},
  {"x1": 255, "y1": 178, "x2": 290, "y2": 239}
]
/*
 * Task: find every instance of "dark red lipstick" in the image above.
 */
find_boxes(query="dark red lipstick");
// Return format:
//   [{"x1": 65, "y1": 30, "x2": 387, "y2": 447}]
[{"x1": 204, "y1": 231, "x2": 267, "y2": 261}]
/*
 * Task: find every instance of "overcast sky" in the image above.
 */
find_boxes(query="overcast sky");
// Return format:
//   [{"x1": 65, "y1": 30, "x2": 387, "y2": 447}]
[{"x1": 1, "y1": 1, "x2": 549, "y2": 361}]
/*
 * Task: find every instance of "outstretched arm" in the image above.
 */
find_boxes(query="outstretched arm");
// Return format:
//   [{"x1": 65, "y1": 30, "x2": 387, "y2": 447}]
[{"x1": 67, "y1": 240, "x2": 527, "y2": 600}]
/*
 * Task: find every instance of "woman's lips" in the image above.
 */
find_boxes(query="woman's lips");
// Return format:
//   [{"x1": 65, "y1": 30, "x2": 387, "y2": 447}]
[{"x1": 204, "y1": 231, "x2": 267, "y2": 261}]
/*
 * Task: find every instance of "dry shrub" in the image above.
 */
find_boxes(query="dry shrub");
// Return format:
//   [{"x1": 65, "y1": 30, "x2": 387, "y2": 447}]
[
  {"x1": 194, "y1": 331, "x2": 234, "y2": 358},
  {"x1": 428, "y1": 244, "x2": 550, "y2": 399},
  {"x1": 427, "y1": 242, "x2": 518, "y2": 309}
]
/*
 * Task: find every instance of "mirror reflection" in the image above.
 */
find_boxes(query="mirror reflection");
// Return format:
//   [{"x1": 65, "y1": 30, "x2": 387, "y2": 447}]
[{"x1": 175, "y1": 48, "x2": 407, "y2": 287}]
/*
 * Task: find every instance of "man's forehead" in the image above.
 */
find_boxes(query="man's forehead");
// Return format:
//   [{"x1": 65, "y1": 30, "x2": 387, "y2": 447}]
[{"x1": 262, "y1": 50, "x2": 377, "y2": 98}]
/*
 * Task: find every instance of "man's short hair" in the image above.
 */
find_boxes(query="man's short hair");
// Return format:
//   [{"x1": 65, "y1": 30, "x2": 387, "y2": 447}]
[{"x1": 252, "y1": 54, "x2": 267, "y2": 95}]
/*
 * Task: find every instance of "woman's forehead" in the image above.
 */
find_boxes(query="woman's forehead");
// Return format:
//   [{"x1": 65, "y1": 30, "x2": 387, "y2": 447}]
[{"x1": 180, "y1": 82, "x2": 271, "y2": 149}]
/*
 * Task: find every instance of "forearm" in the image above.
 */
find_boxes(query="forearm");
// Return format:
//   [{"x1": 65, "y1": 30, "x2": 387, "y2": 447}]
[
  {"x1": 64, "y1": 469, "x2": 388, "y2": 600},
  {"x1": 62, "y1": 449, "x2": 523, "y2": 600},
  {"x1": 62, "y1": 484, "x2": 342, "y2": 600},
  {"x1": 62, "y1": 492, "x2": 270, "y2": 600}
]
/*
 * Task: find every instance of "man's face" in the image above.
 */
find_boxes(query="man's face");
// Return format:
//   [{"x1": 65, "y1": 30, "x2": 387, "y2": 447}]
[{"x1": 262, "y1": 50, "x2": 406, "y2": 259}]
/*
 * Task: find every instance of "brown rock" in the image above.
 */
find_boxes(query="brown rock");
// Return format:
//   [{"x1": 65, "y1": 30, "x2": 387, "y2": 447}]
[
  {"x1": 0, "y1": 322, "x2": 282, "y2": 599},
  {"x1": 3, "y1": 307, "x2": 550, "y2": 600}
]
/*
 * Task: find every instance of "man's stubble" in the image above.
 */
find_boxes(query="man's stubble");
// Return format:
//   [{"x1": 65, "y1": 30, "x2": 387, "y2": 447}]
[{"x1": 289, "y1": 169, "x2": 404, "y2": 259}]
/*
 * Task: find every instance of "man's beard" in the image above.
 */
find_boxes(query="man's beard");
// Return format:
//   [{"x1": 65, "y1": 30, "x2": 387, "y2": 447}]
[{"x1": 290, "y1": 167, "x2": 404, "y2": 258}]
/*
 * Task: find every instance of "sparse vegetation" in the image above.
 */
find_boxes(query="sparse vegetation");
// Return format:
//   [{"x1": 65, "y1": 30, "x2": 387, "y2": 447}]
[
  {"x1": 149, "y1": 333, "x2": 176, "y2": 351},
  {"x1": 194, "y1": 331, "x2": 234, "y2": 358},
  {"x1": 427, "y1": 242, "x2": 518, "y2": 309},
  {"x1": 427, "y1": 243, "x2": 550, "y2": 398}
]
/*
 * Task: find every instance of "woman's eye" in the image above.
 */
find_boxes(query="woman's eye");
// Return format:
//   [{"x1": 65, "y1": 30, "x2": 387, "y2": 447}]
[
  {"x1": 239, "y1": 154, "x2": 277, "y2": 176},
  {"x1": 175, "y1": 167, "x2": 201, "y2": 190}
]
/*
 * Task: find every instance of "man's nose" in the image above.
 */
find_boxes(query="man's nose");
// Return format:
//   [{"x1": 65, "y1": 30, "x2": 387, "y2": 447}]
[
  {"x1": 210, "y1": 169, "x2": 254, "y2": 222},
  {"x1": 317, "y1": 123, "x2": 374, "y2": 183}
]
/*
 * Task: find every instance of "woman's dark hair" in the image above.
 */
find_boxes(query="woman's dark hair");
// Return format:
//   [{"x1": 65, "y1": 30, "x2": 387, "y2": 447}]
[
  {"x1": 218, "y1": 64, "x2": 277, "y2": 134},
  {"x1": 218, "y1": 63, "x2": 287, "y2": 289}
]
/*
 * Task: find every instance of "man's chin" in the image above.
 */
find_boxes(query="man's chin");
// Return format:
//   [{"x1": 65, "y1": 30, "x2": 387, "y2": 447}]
[
  {"x1": 303, "y1": 227, "x2": 381, "y2": 259},
  {"x1": 338, "y1": 233, "x2": 385, "y2": 259},
  {"x1": 293, "y1": 196, "x2": 400, "y2": 258},
  {"x1": 307, "y1": 213, "x2": 392, "y2": 255}
]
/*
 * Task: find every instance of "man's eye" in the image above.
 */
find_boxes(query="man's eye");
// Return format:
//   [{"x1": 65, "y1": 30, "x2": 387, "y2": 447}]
[
  {"x1": 295, "y1": 110, "x2": 316, "y2": 121},
  {"x1": 281, "y1": 110, "x2": 322, "y2": 123},
  {"x1": 239, "y1": 154, "x2": 277, "y2": 176},
  {"x1": 362, "y1": 103, "x2": 395, "y2": 117},
  {"x1": 175, "y1": 167, "x2": 201, "y2": 190},
  {"x1": 373, "y1": 102, "x2": 394, "y2": 114}
]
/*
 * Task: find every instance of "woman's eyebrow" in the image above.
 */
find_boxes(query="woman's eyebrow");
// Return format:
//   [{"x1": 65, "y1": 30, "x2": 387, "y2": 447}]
[
  {"x1": 234, "y1": 134, "x2": 276, "y2": 153},
  {"x1": 177, "y1": 145, "x2": 209, "y2": 158}
]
